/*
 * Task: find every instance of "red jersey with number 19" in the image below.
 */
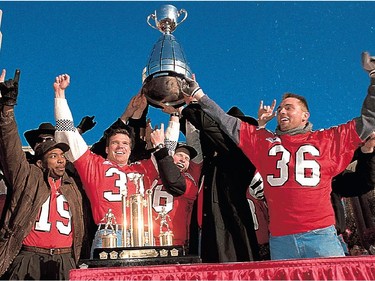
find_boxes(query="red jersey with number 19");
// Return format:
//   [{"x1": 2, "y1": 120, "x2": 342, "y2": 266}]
[
  {"x1": 239, "y1": 120, "x2": 362, "y2": 236},
  {"x1": 74, "y1": 150, "x2": 159, "y2": 225}
]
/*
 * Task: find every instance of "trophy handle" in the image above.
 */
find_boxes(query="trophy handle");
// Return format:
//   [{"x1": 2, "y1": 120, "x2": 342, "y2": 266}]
[
  {"x1": 147, "y1": 14, "x2": 159, "y2": 31},
  {"x1": 176, "y1": 9, "x2": 188, "y2": 27}
]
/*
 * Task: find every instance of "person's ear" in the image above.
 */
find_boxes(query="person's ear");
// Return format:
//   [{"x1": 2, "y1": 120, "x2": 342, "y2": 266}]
[
  {"x1": 302, "y1": 111, "x2": 310, "y2": 122},
  {"x1": 105, "y1": 147, "x2": 109, "y2": 155},
  {"x1": 36, "y1": 159, "x2": 44, "y2": 169}
]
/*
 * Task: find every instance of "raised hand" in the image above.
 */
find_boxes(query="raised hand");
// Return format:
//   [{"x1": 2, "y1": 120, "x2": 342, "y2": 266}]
[
  {"x1": 362, "y1": 52, "x2": 375, "y2": 77},
  {"x1": 161, "y1": 104, "x2": 179, "y2": 115},
  {"x1": 361, "y1": 132, "x2": 375, "y2": 153},
  {"x1": 0, "y1": 69, "x2": 6, "y2": 82},
  {"x1": 180, "y1": 76, "x2": 201, "y2": 97},
  {"x1": 258, "y1": 99, "x2": 277, "y2": 128},
  {"x1": 77, "y1": 116, "x2": 96, "y2": 134},
  {"x1": 121, "y1": 90, "x2": 148, "y2": 121},
  {"x1": 0, "y1": 69, "x2": 20, "y2": 106},
  {"x1": 150, "y1": 123, "x2": 165, "y2": 147},
  {"x1": 53, "y1": 74, "x2": 70, "y2": 98}
]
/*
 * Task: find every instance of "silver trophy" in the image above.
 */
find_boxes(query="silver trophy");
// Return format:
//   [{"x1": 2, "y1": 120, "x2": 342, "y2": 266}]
[{"x1": 142, "y1": 4, "x2": 193, "y2": 108}]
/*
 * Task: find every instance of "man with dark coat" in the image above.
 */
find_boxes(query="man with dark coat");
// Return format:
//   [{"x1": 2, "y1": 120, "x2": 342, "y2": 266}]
[
  {"x1": 0, "y1": 69, "x2": 84, "y2": 280},
  {"x1": 182, "y1": 103, "x2": 261, "y2": 262}
]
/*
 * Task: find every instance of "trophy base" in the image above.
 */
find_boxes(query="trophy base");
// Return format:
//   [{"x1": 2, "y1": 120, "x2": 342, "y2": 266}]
[
  {"x1": 78, "y1": 255, "x2": 201, "y2": 268},
  {"x1": 79, "y1": 245, "x2": 201, "y2": 268}
]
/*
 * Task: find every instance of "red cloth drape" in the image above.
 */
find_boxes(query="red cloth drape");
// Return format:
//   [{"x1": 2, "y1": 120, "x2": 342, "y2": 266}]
[{"x1": 70, "y1": 256, "x2": 375, "y2": 280}]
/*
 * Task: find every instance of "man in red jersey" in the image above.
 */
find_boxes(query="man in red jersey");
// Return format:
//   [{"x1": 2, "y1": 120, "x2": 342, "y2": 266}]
[
  {"x1": 180, "y1": 52, "x2": 375, "y2": 260},
  {"x1": 53, "y1": 74, "x2": 186, "y2": 254},
  {"x1": 0, "y1": 69, "x2": 84, "y2": 279},
  {"x1": 151, "y1": 142, "x2": 201, "y2": 247}
]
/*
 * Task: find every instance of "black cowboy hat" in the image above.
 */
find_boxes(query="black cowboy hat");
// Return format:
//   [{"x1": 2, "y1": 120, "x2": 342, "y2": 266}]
[
  {"x1": 24, "y1": 123, "x2": 56, "y2": 149},
  {"x1": 227, "y1": 107, "x2": 258, "y2": 126}
]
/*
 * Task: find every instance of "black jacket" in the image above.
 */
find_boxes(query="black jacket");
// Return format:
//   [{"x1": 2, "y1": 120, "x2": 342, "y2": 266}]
[{"x1": 182, "y1": 104, "x2": 260, "y2": 262}]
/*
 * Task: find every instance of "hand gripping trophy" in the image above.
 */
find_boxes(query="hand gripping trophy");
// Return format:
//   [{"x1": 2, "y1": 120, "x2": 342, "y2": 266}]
[{"x1": 142, "y1": 4, "x2": 193, "y2": 108}]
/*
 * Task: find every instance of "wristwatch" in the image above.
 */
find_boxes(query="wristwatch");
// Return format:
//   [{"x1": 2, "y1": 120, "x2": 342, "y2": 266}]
[
  {"x1": 155, "y1": 143, "x2": 165, "y2": 150},
  {"x1": 170, "y1": 112, "x2": 180, "y2": 117}
]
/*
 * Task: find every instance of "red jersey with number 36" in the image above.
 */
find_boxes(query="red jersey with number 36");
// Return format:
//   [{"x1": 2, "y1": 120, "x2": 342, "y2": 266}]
[{"x1": 239, "y1": 120, "x2": 362, "y2": 236}]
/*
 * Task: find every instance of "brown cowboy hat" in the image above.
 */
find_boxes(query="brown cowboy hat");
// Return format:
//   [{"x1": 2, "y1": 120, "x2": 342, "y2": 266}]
[{"x1": 34, "y1": 140, "x2": 70, "y2": 160}]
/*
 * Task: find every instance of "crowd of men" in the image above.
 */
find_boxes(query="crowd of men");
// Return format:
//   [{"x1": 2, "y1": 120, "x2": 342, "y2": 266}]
[{"x1": 0, "y1": 51, "x2": 375, "y2": 279}]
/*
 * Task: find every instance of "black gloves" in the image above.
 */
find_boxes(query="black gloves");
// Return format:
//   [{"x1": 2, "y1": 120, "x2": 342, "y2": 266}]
[
  {"x1": 0, "y1": 69, "x2": 20, "y2": 106},
  {"x1": 362, "y1": 52, "x2": 375, "y2": 77},
  {"x1": 180, "y1": 76, "x2": 201, "y2": 97},
  {"x1": 77, "y1": 116, "x2": 96, "y2": 134}
]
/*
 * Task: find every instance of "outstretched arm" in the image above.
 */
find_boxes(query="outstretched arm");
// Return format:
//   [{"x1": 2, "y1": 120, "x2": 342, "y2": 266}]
[
  {"x1": 151, "y1": 123, "x2": 186, "y2": 196},
  {"x1": 180, "y1": 77, "x2": 243, "y2": 145},
  {"x1": 356, "y1": 52, "x2": 375, "y2": 140}
]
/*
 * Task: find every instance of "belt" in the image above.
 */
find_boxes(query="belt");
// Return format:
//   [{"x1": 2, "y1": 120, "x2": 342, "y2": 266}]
[{"x1": 22, "y1": 245, "x2": 72, "y2": 255}]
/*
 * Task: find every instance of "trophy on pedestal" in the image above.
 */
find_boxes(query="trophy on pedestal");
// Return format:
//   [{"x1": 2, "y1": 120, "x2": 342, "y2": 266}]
[
  {"x1": 98, "y1": 209, "x2": 118, "y2": 248},
  {"x1": 156, "y1": 206, "x2": 174, "y2": 246},
  {"x1": 142, "y1": 4, "x2": 193, "y2": 108},
  {"x1": 124, "y1": 173, "x2": 154, "y2": 247}
]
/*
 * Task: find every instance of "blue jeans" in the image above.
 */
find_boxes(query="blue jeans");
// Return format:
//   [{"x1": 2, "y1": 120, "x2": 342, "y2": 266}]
[
  {"x1": 90, "y1": 229, "x2": 123, "y2": 259},
  {"x1": 269, "y1": 225, "x2": 345, "y2": 260}
]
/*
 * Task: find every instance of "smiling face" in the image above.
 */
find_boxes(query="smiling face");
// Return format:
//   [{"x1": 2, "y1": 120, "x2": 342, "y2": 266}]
[
  {"x1": 105, "y1": 133, "x2": 132, "y2": 165},
  {"x1": 277, "y1": 96, "x2": 310, "y2": 132},
  {"x1": 173, "y1": 151, "x2": 190, "y2": 173}
]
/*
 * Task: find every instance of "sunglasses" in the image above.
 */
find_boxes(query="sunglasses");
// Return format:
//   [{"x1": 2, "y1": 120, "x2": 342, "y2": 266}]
[{"x1": 37, "y1": 136, "x2": 54, "y2": 143}]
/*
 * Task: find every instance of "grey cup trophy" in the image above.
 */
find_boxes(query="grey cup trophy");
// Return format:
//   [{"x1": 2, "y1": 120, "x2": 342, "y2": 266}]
[{"x1": 142, "y1": 4, "x2": 193, "y2": 108}]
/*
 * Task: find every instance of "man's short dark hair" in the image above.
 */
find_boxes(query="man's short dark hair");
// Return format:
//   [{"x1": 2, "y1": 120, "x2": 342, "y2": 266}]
[
  {"x1": 105, "y1": 127, "x2": 134, "y2": 149},
  {"x1": 282, "y1": 92, "x2": 309, "y2": 112}
]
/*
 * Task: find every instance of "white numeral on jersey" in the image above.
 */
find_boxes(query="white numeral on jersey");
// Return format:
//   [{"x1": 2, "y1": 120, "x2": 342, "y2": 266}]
[
  {"x1": 267, "y1": 145, "x2": 290, "y2": 186},
  {"x1": 267, "y1": 144, "x2": 321, "y2": 187},
  {"x1": 152, "y1": 185, "x2": 173, "y2": 213},
  {"x1": 295, "y1": 145, "x2": 320, "y2": 186},
  {"x1": 35, "y1": 198, "x2": 52, "y2": 231},
  {"x1": 104, "y1": 167, "x2": 128, "y2": 201},
  {"x1": 35, "y1": 195, "x2": 72, "y2": 235}
]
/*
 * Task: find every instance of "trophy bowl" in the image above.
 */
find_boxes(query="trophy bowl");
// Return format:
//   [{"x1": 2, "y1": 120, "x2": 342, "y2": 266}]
[
  {"x1": 141, "y1": 74, "x2": 186, "y2": 108},
  {"x1": 143, "y1": 5, "x2": 192, "y2": 108}
]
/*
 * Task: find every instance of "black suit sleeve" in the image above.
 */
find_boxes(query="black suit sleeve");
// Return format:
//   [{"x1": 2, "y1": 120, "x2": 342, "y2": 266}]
[
  {"x1": 153, "y1": 147, "x2": 186, "y2": 196},
  {"x1": 182, "y1": 104, "x2": 237, "y2": 155},
  {"x1": 332, "y1": 149, "x2": 375, "y2": 197}
]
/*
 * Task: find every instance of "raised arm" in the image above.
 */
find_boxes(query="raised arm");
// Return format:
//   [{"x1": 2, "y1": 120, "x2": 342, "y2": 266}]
[
  {"x1": 54, "y1": 74, "x2": 89, "y2": 162},
  {"x1": 150, "y1": 123, "x2": 186, "y2": 196},
  {"x1": 90, "y1": 90, "x2": 149, "y2": 160},
  {"x1": 0, "y1": 69, "x2": 29, "y2": 188},
  {"x1": 356, "y1": 52, "x2": 375, "y2": 140}
]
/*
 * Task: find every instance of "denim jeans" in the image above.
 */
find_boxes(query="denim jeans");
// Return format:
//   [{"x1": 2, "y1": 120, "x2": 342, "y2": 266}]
[
  {"x1": 269, "y1": 225, "x2": 345, "y2": 260},
  {"x1": 90, "y1": 229, "x2": 123, "y2": 259}
]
